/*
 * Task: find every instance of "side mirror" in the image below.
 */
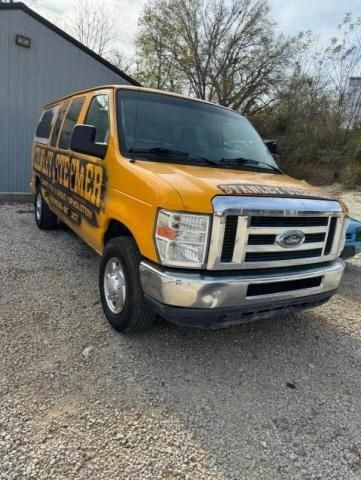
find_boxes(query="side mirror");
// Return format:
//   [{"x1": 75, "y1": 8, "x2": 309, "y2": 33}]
[
  {"x1": 264, "y1": 139, "x2": 277, "y2": 155},
  {"x1": 70, "y1": 125, "x2": 107, "y2": 159}
]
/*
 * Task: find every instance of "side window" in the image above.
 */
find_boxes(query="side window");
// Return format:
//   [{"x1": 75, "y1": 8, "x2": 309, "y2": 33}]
[
  {"x1": 35, "y1": 106, "x2": 59, "y2": 144},
  {"x1": 50, "y1": 101, "x2": 69, "y2": 147},
  {"x1": 58, "y1": 97, "x2": 85, "y2": 150},
  {"x1": 85, "y1": 94, "x2": 109, "y2": 144}
]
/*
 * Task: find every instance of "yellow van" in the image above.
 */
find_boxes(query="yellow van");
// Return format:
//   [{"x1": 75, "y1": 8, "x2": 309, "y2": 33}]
[{"x1": 32, "y1": 85, "x2": 348, "y2": 332}]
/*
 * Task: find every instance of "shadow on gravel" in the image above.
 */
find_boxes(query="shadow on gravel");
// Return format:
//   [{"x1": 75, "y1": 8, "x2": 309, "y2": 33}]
[{"x1": 106, "y1": 262, "x2": 361, "y2": 477}]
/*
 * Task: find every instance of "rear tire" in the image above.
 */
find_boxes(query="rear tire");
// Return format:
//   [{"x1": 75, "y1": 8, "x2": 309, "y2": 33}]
[
  {"x1": 34, "y1": 186, "x2": 57, "y2": 230},
  {"x1": 99, "y1": 237, "x2": 156, "y2": 333}
]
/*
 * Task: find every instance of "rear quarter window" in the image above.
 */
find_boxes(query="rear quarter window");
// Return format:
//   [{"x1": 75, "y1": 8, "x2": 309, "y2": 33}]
[
  {"x1": 58, "y1": 96, "x2": 85, "y2": 150},
  {"x1": 50, "y1": 101, "x2": 70, "y2": 147},
  {"x1": 35, "y1": 105, "x2": 59, "y2": 144}
]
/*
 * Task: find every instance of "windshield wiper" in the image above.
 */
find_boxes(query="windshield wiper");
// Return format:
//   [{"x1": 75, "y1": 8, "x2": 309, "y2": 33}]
[
  {"x1": 128, "y1": 148, "x2": 281, "y2": 172},
  {"x1": 220, "y1": 157, "x2": 282, "y2": 173},
  {"x1": 128, "y1": 147, "x2": 220, "y2": 166}
]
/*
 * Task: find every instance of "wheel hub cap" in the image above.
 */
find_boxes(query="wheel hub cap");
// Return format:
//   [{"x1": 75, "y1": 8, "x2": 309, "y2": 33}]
[
  {"x1": 35, "y1": 192, "x2": 42, "y2": 221},
  {"x1": 104, "y1": 257, "x2": 126, "y2": 314}
]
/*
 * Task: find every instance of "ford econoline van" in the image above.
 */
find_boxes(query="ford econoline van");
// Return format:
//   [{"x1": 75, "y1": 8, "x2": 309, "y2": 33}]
[{"x1": 32, "y1": 85, "x2": 348, "y2": 332}]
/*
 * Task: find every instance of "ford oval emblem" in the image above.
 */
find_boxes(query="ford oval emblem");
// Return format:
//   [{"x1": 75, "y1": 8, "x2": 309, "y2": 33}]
[{"x1": 275, "y1": 230, "x2": 305, "y2": 248}]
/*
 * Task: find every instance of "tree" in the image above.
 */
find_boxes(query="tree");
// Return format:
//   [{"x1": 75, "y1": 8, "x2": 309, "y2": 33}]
[
  {"x1": 252, "y1": 20, "x2": 361, "y2": 186},
  {"x1": 324, "y1": 14, "x2": 361, "y2": 133},
  {"x1": 70, "y1": 0, "x2": 115, "y2": 56},
  {"x1": 136, "y1": 0, "x2": 296, "y2": 113},
  {"x1": 109, "y1": 48, "x2": 134, "y2": 73}
]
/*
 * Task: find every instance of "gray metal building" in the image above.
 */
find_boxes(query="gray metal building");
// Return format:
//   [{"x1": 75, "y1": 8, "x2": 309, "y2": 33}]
[{"x1": 0, "y1": 2, "x2": 139, "y2": 193}]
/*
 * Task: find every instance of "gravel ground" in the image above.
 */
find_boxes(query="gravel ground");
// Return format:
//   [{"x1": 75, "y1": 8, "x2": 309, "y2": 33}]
[{"x1": 0, "y1": 194, "x2": 361, "y2": 480}]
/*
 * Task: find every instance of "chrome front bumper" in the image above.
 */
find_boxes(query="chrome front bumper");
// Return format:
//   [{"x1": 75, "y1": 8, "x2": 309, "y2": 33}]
[{"x1": 140, "y1": 259, "x2": 345, "y2": 312}]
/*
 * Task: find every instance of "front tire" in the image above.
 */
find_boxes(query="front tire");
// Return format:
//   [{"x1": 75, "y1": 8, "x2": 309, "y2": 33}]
[
  {"x1": 99, "y1": 237, "x2": 156, "y2": 333},
  {"x1": 34, "y1": 186, "x2": 57, "y2": 230}
]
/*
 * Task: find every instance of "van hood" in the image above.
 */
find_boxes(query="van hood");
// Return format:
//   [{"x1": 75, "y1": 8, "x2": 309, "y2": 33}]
[{"x1": 135, "y1": 160, "x2": 340, "y2": 212}]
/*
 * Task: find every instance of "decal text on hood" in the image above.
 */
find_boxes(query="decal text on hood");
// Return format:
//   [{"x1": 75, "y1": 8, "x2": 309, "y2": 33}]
[{"x1": 217, "y1": 183, "x2": 335, "y2": 201}]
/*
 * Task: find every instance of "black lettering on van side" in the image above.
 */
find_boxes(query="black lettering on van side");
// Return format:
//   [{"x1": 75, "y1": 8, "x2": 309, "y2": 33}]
[{"x1": 33, "y1": 146, "x2": 105, "y2": 226}]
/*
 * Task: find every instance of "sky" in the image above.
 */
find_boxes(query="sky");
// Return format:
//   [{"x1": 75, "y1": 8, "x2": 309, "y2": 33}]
[{"x1": 33, "y1": 0, "x2": 361, "y2": 55}]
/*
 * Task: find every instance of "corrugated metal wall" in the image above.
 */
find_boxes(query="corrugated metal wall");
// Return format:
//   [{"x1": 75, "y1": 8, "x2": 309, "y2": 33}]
[{"x1": 0, "y1": 8, "x2": 130, "y2": 193}]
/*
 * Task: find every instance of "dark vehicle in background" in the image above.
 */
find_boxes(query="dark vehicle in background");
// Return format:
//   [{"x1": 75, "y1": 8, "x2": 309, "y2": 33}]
[{"x1": 341, "y1": 217, "x2": 361, "y2": 259}]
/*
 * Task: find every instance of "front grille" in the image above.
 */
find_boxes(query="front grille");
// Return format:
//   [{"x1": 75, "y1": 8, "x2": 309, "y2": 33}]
[
  {"x1": 247, "y1": 276, "x2": 322, "y2": 297},
  {"x1": 209, "y1": 197, "x2": 344, "y2": 270},
  {"x1": 224, "y1": 212, "x2": 341, "y2": 268},
  {"x1": 245, "y1": 249, "x2": 323, "y2": 262},
  {"x1": 239, "y1": 213, "x2": 336, "y2": 267},
  {"x1": 324, "y1": 217, "x2": 337, "y2": 255},
  {"x1": 250, "y1": 216, "x2": 328, "y2": 227},
  {"x1": 221, "y1": 215, "x2": 238, "y2": 262},
  {"x1": 248, "y1": 232, "x2": 326, "y2": 245}
]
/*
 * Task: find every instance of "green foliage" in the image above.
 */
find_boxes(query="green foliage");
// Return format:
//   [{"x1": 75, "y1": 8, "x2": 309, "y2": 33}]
[
  {"x1": 135, "y1": 0, "x2": 297, "y2": 113},
  {"x1": 252, "y1": 14, "x2": 361, "y2": 188}
]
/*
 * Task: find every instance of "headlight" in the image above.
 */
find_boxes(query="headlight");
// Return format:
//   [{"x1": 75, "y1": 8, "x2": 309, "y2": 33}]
[
  {"x1": 155, "y1": 210, "x2": 210, "y2": 267},
  {"x1": 356, "y1": 227, "x2": 361, "y2": 242}
]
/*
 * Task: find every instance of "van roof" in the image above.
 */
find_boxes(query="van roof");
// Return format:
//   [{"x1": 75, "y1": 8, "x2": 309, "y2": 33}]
[{"x1": 44, "y1": 85, "x2": 232, "y2": 112}]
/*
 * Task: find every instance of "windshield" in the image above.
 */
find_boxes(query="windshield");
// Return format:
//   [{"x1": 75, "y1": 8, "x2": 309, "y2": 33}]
[{"x1": 116, "y1": 90, "x2": 278, "y2": 171}]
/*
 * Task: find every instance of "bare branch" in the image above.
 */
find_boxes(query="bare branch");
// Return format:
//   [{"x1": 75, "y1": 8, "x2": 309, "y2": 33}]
[{"x1": 70, "y1": 0, "x2": 116, "y2": 56}]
